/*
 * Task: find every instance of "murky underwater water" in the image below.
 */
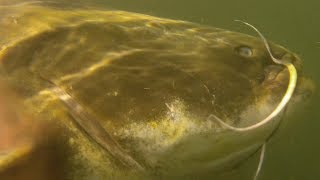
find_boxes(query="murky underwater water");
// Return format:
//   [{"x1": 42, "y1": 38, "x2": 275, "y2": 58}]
[
  {"x1": 89, "y1": 1, "x2": 320, "y2": 179},
  {"x1": 2, "y1": 0, "x2": 320, "y2": 179}
]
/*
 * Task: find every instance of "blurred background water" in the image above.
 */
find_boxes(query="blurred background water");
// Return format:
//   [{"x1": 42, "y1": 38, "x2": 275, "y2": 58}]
[
  {"x1": 3, "y1": 0, "x2": 320, "y2": 179},
  {"x1": 90, "y1": 1, "x2": 320, "y2": 179}
]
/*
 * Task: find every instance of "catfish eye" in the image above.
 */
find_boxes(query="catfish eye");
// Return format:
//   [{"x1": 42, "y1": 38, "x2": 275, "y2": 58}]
[{"x1": 236, "y1": 46, "x2": 253, "y2": 57}]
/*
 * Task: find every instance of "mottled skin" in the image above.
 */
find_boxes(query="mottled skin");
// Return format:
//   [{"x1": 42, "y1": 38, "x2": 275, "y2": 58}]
[{"x1": 0, "y1": 2, "x2": 312, "y2": 179}]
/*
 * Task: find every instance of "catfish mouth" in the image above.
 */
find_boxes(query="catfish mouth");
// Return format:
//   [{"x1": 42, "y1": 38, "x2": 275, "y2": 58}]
[{"x1": 262, "y1": 59, "x2": 314, "y2": 104}]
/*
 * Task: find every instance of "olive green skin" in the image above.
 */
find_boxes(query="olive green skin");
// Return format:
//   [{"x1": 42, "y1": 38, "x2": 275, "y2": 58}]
[{"x1": 0, "y1": 2, "x2": 306, "y2": 179}]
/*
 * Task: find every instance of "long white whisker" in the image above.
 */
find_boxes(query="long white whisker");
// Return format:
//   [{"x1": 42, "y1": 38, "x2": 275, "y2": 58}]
[
  {"x1": 254, "y1": 143, "x2": 266, "y2": 180},
  {"x1": 208, "y1": 20, "x2": 297, "y2": 132}
]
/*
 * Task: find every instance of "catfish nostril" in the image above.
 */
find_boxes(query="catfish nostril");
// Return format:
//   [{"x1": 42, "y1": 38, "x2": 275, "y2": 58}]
[
  {"x1": 280, "y1": 53, "x2": 302, "y2": 72},
  {"x1": 280, "y1": 53, "x2": 295, "y2": 63}
]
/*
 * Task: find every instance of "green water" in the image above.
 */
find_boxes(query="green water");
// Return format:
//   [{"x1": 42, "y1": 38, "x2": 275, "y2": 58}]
[{"x1": 88, "y1": 1, "x2": 320, "y2": 179}]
